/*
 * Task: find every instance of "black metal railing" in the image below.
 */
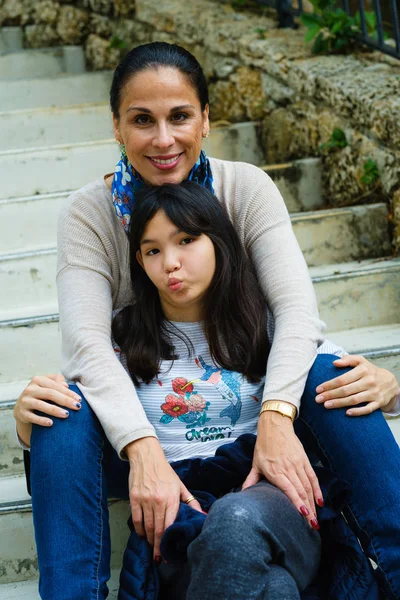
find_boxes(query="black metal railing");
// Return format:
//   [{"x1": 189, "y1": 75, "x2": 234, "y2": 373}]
[{"x1": 253, "y1": 0, "x2": 400, "y2": 59}]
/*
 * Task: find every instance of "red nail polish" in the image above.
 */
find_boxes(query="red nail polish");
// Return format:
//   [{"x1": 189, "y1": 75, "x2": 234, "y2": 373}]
[
  {"x1": 154, "y1": 555, "x2": 162, "y2": 565},
  {"x1": 310, "y1": 519, "x2": 320, "y2": 531},
  {"x1": 300, "y1": 505, "x2": 310, "y2": 517},
  {"x1": 317, "y1": 498, "x2": 324, "y2": 508}
]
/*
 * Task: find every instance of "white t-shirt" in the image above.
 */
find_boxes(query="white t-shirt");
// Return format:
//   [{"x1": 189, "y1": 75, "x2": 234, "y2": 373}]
[{"x1": 132, "y1": 321, "x2": 264, "y2": 463}]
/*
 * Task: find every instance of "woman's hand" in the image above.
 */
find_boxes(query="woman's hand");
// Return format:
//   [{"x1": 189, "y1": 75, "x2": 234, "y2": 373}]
[
  {"x1": 13, "y1": 374, "x2": 83, "y2": 446},
  {"x1": 242, "y1": 411, "x2": 322, "y2": 530},
  {"x1": 315, "y1": 355, "x2": 399, "y2": 416},
  {"x1": 125, "y1": 437, "x2": 203, "y2": 562}
]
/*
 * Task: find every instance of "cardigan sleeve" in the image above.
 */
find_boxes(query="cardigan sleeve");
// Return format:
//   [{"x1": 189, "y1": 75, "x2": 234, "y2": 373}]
[
  {"x1": 57, "y1": 187, "x2": 157, "y2": 458},
  {"x1": 238, "y1": 163, "x2": 326, "y2": 409}
]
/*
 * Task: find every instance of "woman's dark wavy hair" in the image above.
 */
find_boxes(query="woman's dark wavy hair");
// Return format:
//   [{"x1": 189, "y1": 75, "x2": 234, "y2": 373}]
[
  {"x1": 112, "y1": 182, "x2": 269, "y2": 385},
  {"x1": 110, "y1": 42, "x2": 209, "y2": 118}
]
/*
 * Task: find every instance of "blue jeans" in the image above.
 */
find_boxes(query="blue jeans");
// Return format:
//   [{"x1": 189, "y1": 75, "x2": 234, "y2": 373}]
[{"x1": 30, "y1": 355, "x2": 400, "y2": 599}]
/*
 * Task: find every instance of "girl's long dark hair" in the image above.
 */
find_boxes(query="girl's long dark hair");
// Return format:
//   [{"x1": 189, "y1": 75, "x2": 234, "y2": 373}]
[{"x1": 112, "y1": 182, "x2": 269, "y2": 384}]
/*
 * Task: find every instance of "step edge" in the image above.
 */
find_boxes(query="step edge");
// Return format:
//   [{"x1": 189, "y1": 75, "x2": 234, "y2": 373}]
[{"x1": 0, "y1": 247, "x2": 57, "y2": 262}]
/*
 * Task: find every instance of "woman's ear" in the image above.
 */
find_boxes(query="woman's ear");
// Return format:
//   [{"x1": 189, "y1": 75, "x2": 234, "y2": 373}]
[
  {"x1": 202, "y1": 104, "x2": 210, "y2": 138},
  {"x1": 112, "y1": 114, "x2": 122, "y2": 145},
  {"x1": 136, "y1": 249, "x2": 144, "y2": 269}
]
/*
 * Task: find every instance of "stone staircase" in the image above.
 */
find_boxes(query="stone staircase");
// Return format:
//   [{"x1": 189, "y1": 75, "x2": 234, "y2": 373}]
[{"x1": 0, "y1": 39, "x2": 399, "y2": 598}]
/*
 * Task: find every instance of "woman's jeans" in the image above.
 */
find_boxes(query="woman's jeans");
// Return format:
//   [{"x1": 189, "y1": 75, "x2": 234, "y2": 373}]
[{"x1": 30, "y1": 354, "x2": 400, "y2": 599}]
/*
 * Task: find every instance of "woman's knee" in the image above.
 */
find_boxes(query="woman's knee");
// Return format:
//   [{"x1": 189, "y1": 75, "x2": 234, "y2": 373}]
[{"x1": 30, "y1": 385, "x2": 103, "y2": 463}]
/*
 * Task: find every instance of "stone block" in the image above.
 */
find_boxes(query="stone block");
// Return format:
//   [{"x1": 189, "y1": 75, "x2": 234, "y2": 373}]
[
  {"x1": 88, "y1": 12, "x2": 113, "y2": 37},
  {"x1": 114, "y1": 0, "x2": 136, "y2": 18},
  {"x1": 57, "y1": 5, "x2": 89, "y2": 44},
  {"x1": 24, "y1": 23, "x2": 60, "y2": 48},
  {"x1": 33, "y1": 0, "x2": 60, "y2": 25},
  {"x1": 261, "y1": 72, "x2": 294, "y2": 105},
  {"x1": 231, "y1": 66, "x2": 266, "y2": 121},
  {"x1": 114, "y1": 19, "x2": 152, "y2": 47},
  {"x1": 393, "y1": 188, "x2": 400, "y2": 253},
  {"x1": 209, "y1": 80, "x2": 245, "y2": 123},
  {"x1": 82, "y1": 0, "x2": 113, "y2": 15},
  {"x1": 85, "y1": 33, "x2": 120, "y2": 70}
]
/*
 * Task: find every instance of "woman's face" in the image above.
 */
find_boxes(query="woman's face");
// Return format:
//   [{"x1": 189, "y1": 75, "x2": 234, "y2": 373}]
[
  {"x1": 113, "y1": 67, "x2": 209, "y2": 187},
  {"x1": 137, "y1": 209, "x2": 216, "y2": 322}
]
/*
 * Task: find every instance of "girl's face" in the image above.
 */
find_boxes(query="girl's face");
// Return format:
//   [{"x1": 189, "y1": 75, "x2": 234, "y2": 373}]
[
  {"x1": 113, "y1": 67, "x2": 209, "y2": 187},
  {"x1": 137, "y1": 209, "x2": 216, "y2": 322}
]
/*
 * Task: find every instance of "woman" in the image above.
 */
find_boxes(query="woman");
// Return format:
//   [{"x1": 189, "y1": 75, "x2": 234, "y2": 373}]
[{"x1": 14, "y1": 42, "x2": 400, "y2": 599}]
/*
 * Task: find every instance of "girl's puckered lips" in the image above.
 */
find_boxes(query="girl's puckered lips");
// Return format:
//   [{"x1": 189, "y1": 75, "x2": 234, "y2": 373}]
[{"x1": 168, "y1": 277, "x2": 183, "y2": 291}]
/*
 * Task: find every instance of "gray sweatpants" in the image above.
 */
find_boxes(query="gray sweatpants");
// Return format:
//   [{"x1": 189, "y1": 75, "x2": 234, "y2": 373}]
[{"x1": 159, "y1": 480, "x2": 321, "y2": 599}]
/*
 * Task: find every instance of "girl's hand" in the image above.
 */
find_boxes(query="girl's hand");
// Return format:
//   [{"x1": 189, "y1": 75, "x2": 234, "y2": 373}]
[
  {"x1": 242, "y1": 411, "x2": 322, "y2": 530},
  {"x1": 14, "y1": 375, "x2": 83, "y2": 445},
  {"x1": 126, "y1": 437, "x2": 203, "y2": 562},
  {"x1": 315, "y1": 355, "x2": 399, "y2": 416}
]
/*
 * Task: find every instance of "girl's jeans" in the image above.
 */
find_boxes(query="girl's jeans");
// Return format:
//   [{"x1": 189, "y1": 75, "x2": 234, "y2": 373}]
[{"x1": 30, "y1": 355, "x2": 400, "y2": 599}]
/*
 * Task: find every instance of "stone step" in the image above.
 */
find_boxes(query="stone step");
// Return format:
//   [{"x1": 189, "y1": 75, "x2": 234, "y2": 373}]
[
  {"x1": 0, "y1": 250, "x2": 58, "y2": 320},
  {"x1": 0, "y1": 192, "x2": 68, "y2": 255},
  {"x1": 0, "y1": 474, "x2": 128, "y2": 586},
  {"x1": 265, "y1": 159, "x2": 324, "y2": 212},
  {"x1": 0, "y1": 122, "x2": 263, "y2": 200},
  {"x1": 0, "y1": 103, "x2": 113, "y2": 152},
  {"x1": 309, "y1": 257, "x2": 400, "y2": 331},
  {"x1": 0, "y1": 46, "x2": 85, "y2": 80},
  {"x1": 0, "y1": 259, "x2": 399, "y2": 386},
  {"x1": 0, "y1": 71, "x2": 112, "y2": 112},
  {"x1": 1, "y1": 322, "x2": 399, "y2": 481},
  {"x1": 0, "y1": 27, "x2": 23, "y2": 55},
  {"x1": 0, "y1": 570, "x2": 120, "y2": 599}
]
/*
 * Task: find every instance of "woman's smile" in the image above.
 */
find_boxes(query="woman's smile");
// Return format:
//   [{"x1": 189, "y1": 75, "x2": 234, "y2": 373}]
[{"x1": 147, "y1": 152, "x2": 184, "y2": 170}]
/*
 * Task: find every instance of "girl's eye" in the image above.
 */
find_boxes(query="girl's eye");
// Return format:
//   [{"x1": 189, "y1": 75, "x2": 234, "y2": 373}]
[
  {"x1": 181, "y1": 237, "x2": 195, "y2": 245},
  {"x1": 146, "y1": 248, "x2": 160, "y2": 256},
  {"x1": 171, "y1": 113, "x2": 188, "y2": 122}
]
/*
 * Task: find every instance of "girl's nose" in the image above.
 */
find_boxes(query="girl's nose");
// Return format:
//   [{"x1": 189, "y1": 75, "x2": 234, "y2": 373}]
[{"x1": 164, "y1": 253, "x2": 181, "y2": 273}]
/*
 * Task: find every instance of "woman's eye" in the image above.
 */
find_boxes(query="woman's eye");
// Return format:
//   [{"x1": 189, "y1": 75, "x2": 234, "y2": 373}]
[
  {"x1": 146, "y1": 248, "x2": 159, "y2": 256},
  {"x1": 171, "y1": 113, "x2": 188, "y2": 122},
  {"x1": 134, "y1": 115, "x2": 152, "y2": 125}
]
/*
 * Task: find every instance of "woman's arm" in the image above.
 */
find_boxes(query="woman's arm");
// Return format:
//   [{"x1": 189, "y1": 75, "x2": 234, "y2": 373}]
[
  {"x1": 57, "y1": 185, "x2": 157, "y2": 457},
  {"x1": 223, "y1": 163, "x2": 325, "y2": 524}
]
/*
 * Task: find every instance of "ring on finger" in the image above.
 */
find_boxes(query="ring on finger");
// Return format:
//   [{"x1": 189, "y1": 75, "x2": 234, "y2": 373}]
[{"x1": 185, "y1": 495, "x2": 196, "y2": 504}]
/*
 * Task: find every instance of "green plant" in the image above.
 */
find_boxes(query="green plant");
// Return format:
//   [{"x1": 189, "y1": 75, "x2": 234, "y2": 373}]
[
  {"x1": 319, "y1": 128, "x2": 348, "y2": 151},
  {"x1": 360, "y1": 159, "x2": 379, "y2": 186},
  {"x1": 109, "y1": 35, "x2": 127, "y2": 50},
  {"x1": 301, "y1": 0, "x2": 386, "y2": 54},
  {"x1": 254, "y1": 26, "x2": 267, "y2": 39}
]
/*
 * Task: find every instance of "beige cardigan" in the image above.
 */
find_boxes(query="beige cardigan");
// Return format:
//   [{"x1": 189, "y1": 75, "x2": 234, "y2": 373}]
[{"x1": 57, "y1": 158, "x2": 325, "y2": 457}]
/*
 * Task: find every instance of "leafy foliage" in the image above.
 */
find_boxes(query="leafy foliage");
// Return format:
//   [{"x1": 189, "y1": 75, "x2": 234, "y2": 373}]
[
  {"x1": 109, "y1": 35, "x2": 127, "y2": 50},
  {"x1": 300, "y1": 0, "x2": 386, "y2": 54},
  {"x1": 319, "y1": 128, "x2": 348, "y2": 151},
  {"x1": 360, "y1": 159, "x2": 380, "y2": 186}
]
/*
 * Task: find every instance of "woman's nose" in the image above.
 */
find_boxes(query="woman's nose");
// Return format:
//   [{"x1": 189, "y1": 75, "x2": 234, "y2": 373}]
[{"x1": 152, "y1": 122, "x2": 175, "y2": 149}]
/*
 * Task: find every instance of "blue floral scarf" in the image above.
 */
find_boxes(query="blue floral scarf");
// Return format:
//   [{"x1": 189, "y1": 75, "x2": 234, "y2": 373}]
[{"x1": 111, "y1": 146, "x2": 214, "y2": 233}]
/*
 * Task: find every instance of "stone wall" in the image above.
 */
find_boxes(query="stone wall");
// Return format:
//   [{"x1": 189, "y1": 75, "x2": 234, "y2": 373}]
[
  {"x1": 2, "y1": 0, "x2": 399, "y2": 248},
  {"x1": 0, "y1": 0, "x2": 137, "y2": 69}
]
